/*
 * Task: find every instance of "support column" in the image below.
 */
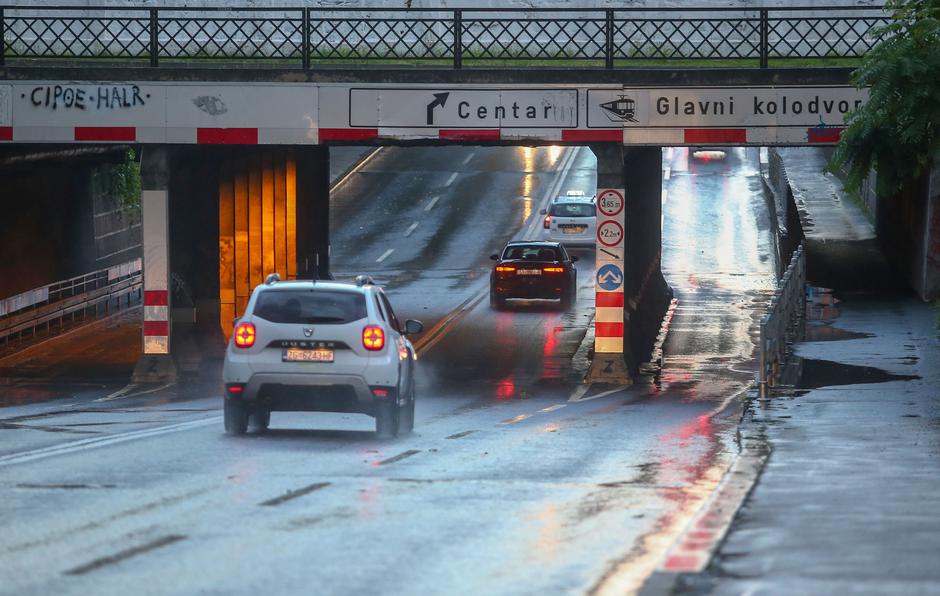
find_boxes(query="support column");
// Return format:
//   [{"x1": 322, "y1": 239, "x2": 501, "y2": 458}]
[
  {"x1": 586, "y1": 144, "x2": 673, "y2": 383},
  {"x1": 623, "y1": 146, "x2": 673, "y2": 372},
  {"x1": 587, "y1": 143, "x2": 633, "y2": 384},
  {"x1": 132, "y1": 146, "x2": 177, "y2": 382},
  {"x1": 295, "y1": 146, "x2": 331, "y2": 279}
]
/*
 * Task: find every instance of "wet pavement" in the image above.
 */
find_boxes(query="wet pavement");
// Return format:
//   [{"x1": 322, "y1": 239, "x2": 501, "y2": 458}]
[
  {"x1": 684, "y1": 295, "x2": 940, "y2": 596},
  {"x1": 0, "y1": 146, "x2": 778, "y2": 594}
]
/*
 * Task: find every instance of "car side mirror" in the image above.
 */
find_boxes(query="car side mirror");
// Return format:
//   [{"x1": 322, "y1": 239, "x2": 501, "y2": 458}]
[
  {"x1": 490, "y1": 254, "x2": 499, "y2": 261},
  {"x1": 404, "y1": 319, "x2": 424, "y2": 335},
  {"x1": 571, "y1": 256, "x2": 579, "y2": 262},
  {"x1": 540, "y1": 209, "x2": 547, "y2": 215}
]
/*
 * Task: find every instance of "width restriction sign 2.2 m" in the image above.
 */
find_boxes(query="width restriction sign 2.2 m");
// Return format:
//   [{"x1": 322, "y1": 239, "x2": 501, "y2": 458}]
[{"x1": 597, "y1": 220, "x2": 624, "y2": 248}]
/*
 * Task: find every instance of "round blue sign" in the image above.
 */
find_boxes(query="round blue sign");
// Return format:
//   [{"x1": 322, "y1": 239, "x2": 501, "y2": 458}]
[{"x1": 596, "y1": 264, "x2": 624, "y2": 291}]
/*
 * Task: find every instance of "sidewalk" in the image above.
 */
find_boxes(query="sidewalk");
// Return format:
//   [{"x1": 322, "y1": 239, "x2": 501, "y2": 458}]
[{"x1": 679, "y1": 149, "x2": 940, "y2": 595}]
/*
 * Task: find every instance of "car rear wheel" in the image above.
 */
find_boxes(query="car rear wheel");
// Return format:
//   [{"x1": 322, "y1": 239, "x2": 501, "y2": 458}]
[
  {"x1": 399, "y1": 383, "x2": 415, "y2": 434},
  {"x1": 249, "y1": 409, "x2": 270, "y2": 433},
  {"x1": 224, "y1": 400, "x2": 248, "y2": 435},
  {"x1": 375, "y1": 401, "x2": 400, "y2": 439}
]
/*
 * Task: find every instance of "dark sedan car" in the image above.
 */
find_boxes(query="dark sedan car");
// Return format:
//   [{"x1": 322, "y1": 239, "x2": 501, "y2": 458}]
[{"x1": 489, "y1": 241, "x2": 578, "y2": 310}]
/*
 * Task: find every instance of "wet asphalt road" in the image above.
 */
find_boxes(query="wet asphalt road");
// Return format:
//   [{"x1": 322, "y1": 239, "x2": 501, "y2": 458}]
[{"x1": 0, "y1": 146, "x2": 776, "y2": 595}]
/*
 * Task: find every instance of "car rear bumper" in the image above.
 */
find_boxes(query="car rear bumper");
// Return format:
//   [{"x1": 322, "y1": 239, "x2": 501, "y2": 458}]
[
  {"x1": 543, "y1": 230, "x2": 594, "y2": 246},
  {"x1": 229, "y1": 372, "x2": 385, "y2": 410},
  {"x1": 492, "y1": 280, "x2": 565, "y2": 299}
]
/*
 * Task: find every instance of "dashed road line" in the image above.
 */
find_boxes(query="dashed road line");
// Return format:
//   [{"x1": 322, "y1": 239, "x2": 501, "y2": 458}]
[
  {"x1": 443, "y1": 172, "x2": 459, "y2": 187},
  {"x1": 462, "y1": 152, "x2": 475, "y2": 165},
  {"x1": 376, "y1": 249, "x2": 395, "y2": 263},
  {"x1": 445, "y1": 430, "x2": 476, "y2": 440},
  {"x1": 569, "y1": 384, "x2": 630, "y2": 403},
  {"x1": 539, "y1": 404, "x2": 567, "y2": 413},
  {"x1": 377, "y1": 449, "x2": 421, "y2": 466},
  {"x1": 259, "y1": 482, "x2": 330, "y2": 507},
  {"x1": 424, "y1": 196, "x2": 441, "y2": 211},
  {"x1": 500, "y1": 414, "x2": 531, "y2": 425},
  {"x1": 65, "y1": 534, "x2": 186, "y2": 576},
  {"x1": 404, "y1": 222, "x2": 419, "y2": 237}
]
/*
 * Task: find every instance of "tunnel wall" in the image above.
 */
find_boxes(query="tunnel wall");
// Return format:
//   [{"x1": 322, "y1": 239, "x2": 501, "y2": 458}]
[{"x1": 0, "y1": 152, "x2": 141, "y2": 300}]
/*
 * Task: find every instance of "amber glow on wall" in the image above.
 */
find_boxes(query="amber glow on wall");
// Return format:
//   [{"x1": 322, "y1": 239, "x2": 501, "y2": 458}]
[{"x1": 219, "y1": 150, "x2": 297, "y2": 339}]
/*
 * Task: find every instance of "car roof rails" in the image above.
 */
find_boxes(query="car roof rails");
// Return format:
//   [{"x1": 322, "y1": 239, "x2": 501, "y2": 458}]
[
  {"x1": 355, "y1": 275, "x2": 375, "y2": 287},
  {"x1": 265, "y1": 272, "x2": 281, "y2": 285}
]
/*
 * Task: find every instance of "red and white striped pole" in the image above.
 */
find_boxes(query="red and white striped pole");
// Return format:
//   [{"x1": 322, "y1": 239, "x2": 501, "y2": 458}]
[
  {"x1": 588, "y1": 187, "x2": 631, "y2": 383},
  {"x1": 141, "y1": 187, "x2": 170, "y2": 355}
]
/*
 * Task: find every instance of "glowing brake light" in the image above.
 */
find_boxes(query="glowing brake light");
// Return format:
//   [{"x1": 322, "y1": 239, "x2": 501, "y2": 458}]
[
  {"x1": 543, "y1": 267, "x2": 564, "y2": 273},
  {"x1": 363, "y1": 325, "x2": 385, "y2": 351},
  {"x1": 233, "y1": 322, "x2": 256, "y2": 348},
  {"x1": 495, "y1": 266, "x2": 516, "y2": 273},
  {"x1": 543, "y1": 215, "x2": 552, "y2": 229}
]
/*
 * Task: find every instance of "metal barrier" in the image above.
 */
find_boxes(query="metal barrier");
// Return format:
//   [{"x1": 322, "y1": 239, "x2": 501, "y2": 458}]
[
  {"x1": 0, "y1": 258, "x2": 142, "y2": 347},
  {"x1": 0, "y1": 6, "x2": 889, "y2": 69},
  {"x1": 758, "y1": 243, "x2": 805, "y2": 398}
]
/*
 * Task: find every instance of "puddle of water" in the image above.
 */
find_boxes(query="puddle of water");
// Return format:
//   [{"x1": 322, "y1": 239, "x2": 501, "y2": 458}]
[
  {"x1": 798, "y1": 358, "x2": 920, "y2": 390},
  {"x1": 803, "y1": 323, "x2": 874, "y2": 342}
]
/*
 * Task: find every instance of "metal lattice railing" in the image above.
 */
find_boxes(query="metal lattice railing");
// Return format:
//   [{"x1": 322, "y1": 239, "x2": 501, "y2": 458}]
[{"x1": 0, "y1": 6, "x2": 890, "y2": 69}]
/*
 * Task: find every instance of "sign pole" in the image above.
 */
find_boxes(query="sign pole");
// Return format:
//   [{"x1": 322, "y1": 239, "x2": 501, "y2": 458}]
[{"x1": 587, "y1": 187, "x2": 631, "y2": 384}]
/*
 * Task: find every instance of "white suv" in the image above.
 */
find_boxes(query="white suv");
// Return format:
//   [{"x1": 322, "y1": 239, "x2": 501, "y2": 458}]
[
  {"x1": 541, "y1": 191, "x2": 597, "y2": 247},
  {"x1": 222, "y1": 274, "x2": 423, "y2": 438}
]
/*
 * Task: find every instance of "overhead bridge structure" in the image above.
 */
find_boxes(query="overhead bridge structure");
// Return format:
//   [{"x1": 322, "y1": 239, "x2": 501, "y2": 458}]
[{"x1": 0, "y1": 5, "x2": 885, "y2": 381}]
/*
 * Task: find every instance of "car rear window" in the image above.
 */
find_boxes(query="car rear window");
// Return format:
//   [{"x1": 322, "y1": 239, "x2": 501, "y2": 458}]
[
  {"x1": 503, "y1": 245, "x2": 562, "y2": 261},
  {"x1": 550, "y1": 203, "x2": 595, "y2": 217},
  {"x1": 253, "y1": 289, "x2": 367, "y2": 324}
]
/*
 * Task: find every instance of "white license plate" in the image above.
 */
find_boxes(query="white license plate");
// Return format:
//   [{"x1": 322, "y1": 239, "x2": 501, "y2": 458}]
[
  {"x1": 517, "y1": 269, "x2": 542, "y2": 276},
  {"x1": 562, "y1": 226, "x2": 587, "y2": 234},
  {"x1": 283, "y1": 348, "x2": 334, "y2": 363}
]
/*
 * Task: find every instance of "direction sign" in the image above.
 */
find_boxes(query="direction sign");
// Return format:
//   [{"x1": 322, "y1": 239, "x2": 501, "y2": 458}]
[
  {"x1": 597, "y1": 188, "x2": 624, "y2": 217},
  {"x1": 596, "y1": 264, "x2": 624, "y2": 291},
  {"x1": 597, "y1": 220, "x2": 624, "y2": 248}
]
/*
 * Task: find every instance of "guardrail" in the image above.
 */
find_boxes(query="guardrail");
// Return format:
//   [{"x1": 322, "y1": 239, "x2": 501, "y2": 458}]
[
  {"x1": 758, "y1": 243, "x2": 806, "y2": 398},
  {"x1": 0, "y1": 6, "x2": 889, "y2": 69},
  {"x1": 0, "y1": 258, "x2": 141, "y2": 348}
]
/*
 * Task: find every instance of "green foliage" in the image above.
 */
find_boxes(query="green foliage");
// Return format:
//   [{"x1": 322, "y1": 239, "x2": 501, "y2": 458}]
[
  {"x1": 829, "y1": 0, "x2": 940, "y2": 195},
  {"x1": 110, "y1": 149, "x2": 142, "y2": 210}
]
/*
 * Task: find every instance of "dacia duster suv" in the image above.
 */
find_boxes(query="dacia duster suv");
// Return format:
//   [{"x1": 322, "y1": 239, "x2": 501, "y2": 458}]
[{"x1": 222, "y1": 275, "x2": 423, "y2": 438}]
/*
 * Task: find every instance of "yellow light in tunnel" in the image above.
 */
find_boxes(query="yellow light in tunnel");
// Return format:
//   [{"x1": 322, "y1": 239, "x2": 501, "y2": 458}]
[
  {"x1": 521, "y1": 146, "x2": 535, "y2": 173},
  {"x1": 522, "y1": 195, "x2": 533, "y2": 225},
  {"x1": 547, "y1": 145, "x2": 562, "y2": 165}
]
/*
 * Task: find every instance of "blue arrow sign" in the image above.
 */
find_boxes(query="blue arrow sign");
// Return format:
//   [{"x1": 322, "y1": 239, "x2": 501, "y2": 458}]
[{"x1": 596, "y1": 264, "x2": 623, "y2": 291}]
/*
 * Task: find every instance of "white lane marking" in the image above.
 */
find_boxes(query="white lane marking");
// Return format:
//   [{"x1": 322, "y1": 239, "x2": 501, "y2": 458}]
[
  {"x1": 376, "y1": 249, "x2": 394, "y2": 263},
  {"x1": 663, "y1": 167, "x2": 671, "y2": 180},
  {"x1": 462, "y1": 152, "x2": 475, "y2": 165},
  {"x1": 569, "y1": 384, "x2": 629, "y2": 403},
  {"x1": 0, "y1": 416, "x2": 222, "y2": 468},
  {"x1": 662, "y1": 188, "x2": 668, "y2": 204},
  {"x1": 539, "y1": 404, "x2": 567, "y2": 413},
  {"x1": 330, "y1": 147, "x2": 383, "y2": 192},
  {"x1": 568, "y1": 384, "x2": 590, "y2": 402},
  {"x1": 443, "y1": 172, "x2": 458, "y2": 187},
  {"x1": 500, "y1": 413, "x2": 531, "y2": 425},
  {"x1": 95, "y1": 382, "x2": 175, "y2": 403},
  {"x1": 424, "y1": 196, "x2": 440, "y2": 212},
  {"x1": 404, "y1": 222, "x2": 419, "y2": 237}
]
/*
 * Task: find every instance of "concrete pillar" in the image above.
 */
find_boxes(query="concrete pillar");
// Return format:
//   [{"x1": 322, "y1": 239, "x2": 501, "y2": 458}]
[
  {"x1": 295, "y1": 146, "x2": 331, "y2": 279},
  {"x1": 587, "y1": 143, "x2": 633, "y2": 384},
  {"x1": 918, "y1": 164, "x2": 940, "y2": 299},
  {"x1": 586, "y1": 144, "x2": 673, "y2": 383},
  {"x1": 132, "y1": 146, "x2": 177, "y2": 382},
  {"x1": 623, "y1": 146, "x2": 673, "y2": 372}
]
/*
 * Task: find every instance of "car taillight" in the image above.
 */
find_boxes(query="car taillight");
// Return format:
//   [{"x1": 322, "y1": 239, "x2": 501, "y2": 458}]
[
  {"x1": 543, "y1": 267, "x2": 564, "y2": 273},
  {"x1": 363, "y1": 325, "x2": 385, "y2": 351},
  {"x1": 233, "y1": 322, "x2": 256, "y2": 348},
  {"x1": 495, "y1": 266, "x2": 516, "y2": 273},
  {"x1": 543, "y1": 215, "x2": 552, "y2": 229}
]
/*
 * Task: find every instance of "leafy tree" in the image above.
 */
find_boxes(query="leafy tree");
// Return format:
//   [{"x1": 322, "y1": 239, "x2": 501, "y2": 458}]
[{"x1": 829, "y1": 0, "x2": 940, "y2": 195}]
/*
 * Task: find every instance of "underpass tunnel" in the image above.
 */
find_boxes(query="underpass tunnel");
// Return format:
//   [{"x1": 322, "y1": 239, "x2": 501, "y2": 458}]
[{"x1": 135, "y1": 146, "x2": 331, "y2": 381}]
